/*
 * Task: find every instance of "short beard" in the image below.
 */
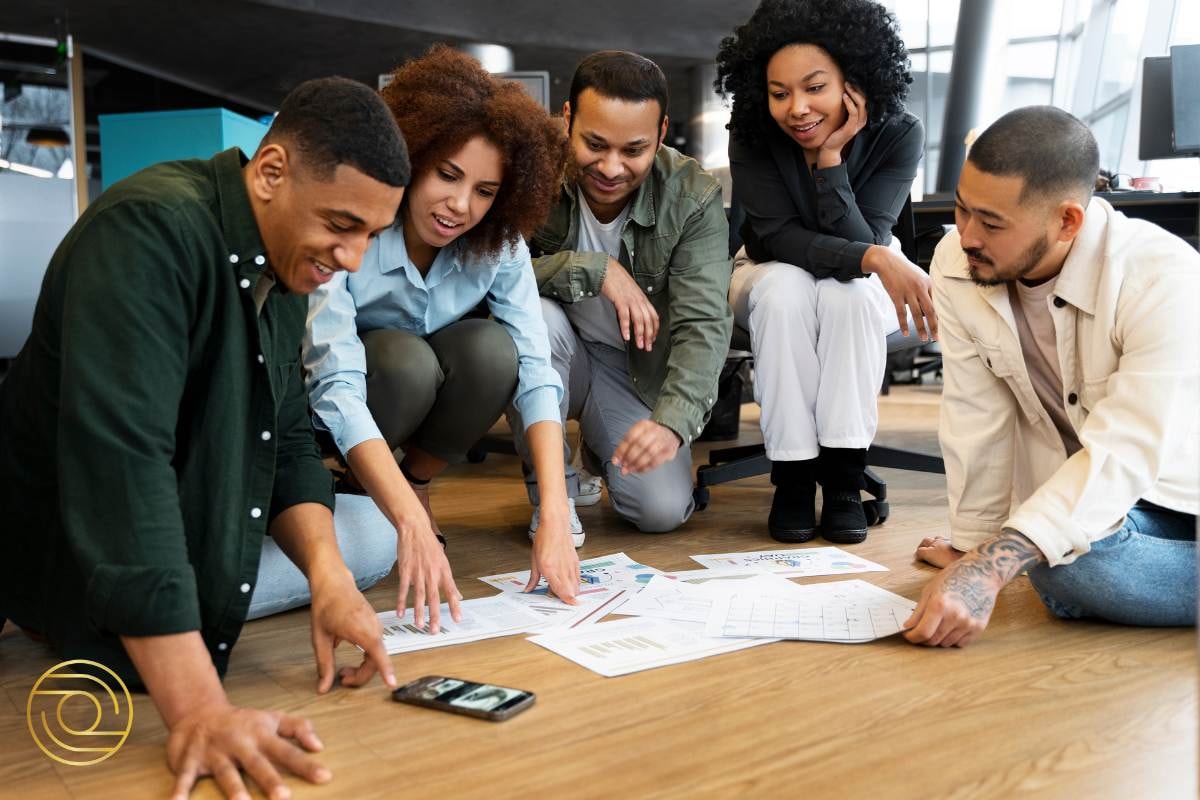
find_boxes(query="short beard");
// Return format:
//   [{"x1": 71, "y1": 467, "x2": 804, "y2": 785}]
[{"x1": 966, "y1": 234, "x2": 1051, "y2": 287}]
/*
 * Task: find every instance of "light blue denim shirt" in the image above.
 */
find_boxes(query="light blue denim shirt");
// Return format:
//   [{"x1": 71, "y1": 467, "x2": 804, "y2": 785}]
[{"x1": 303, "y1": 226, "x2": 563, "y2": 455}]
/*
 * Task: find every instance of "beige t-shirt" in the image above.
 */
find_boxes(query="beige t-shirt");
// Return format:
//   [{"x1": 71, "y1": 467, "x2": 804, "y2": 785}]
[{"x1": 1008, "y1": 276, "x2": 1082, "y2": 456}]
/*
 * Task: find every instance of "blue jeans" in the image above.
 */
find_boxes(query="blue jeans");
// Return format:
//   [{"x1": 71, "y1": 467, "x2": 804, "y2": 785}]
[
  {"x1": 1027, "y1": 504, "x2": 1196, "y2": 626},
  {"x1": 247, "y1": 494, "x2": 397, "y2": 620}
]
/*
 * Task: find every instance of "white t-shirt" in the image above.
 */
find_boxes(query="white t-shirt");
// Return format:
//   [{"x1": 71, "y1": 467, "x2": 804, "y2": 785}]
[{"x1": 563, "y1": 188, "x2": 630, "y2": 350}]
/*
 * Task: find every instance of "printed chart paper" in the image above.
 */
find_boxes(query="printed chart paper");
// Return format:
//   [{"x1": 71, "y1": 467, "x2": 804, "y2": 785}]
[
  {"x1": 689, "y1": 546, "x2": 888, "y2": 578},
  {"x1": 616, "y1": 573, "x2": 797, "y2": 623},
  {"x1": 501, "y1": 585, "x2": 628, "y2": 630},
  {"x1": 480, "y1": 552, "x2": 663, "y2": 594},
  {"x1": 378, "y1": 594, "x2": 548, "y2": 654},
  {"x1": 527, "y1": 616, "x2": 776, "y2": 677},
  {"x1": 704, "y1": 580, "x2": 916, "y2": 643}
]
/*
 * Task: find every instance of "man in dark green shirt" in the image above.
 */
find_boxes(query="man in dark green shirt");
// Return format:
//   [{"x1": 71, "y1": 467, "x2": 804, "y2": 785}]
[{"x1": 0, "y1": 77, "x2": 408, "y2": 799}]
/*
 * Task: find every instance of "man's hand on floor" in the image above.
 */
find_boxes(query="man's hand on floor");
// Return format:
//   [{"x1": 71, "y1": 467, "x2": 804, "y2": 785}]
[
  {"x1": 168, "y1": 703, "x2": 329, "y2": 800},
  {"x1": 904, "y1": 531, "x2": 1045, "y2": 647}
]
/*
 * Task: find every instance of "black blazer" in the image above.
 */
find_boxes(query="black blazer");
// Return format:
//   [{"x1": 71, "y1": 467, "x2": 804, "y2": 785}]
[{"x1": 730, "y1": 111, "x2": 924, "y2": 281}]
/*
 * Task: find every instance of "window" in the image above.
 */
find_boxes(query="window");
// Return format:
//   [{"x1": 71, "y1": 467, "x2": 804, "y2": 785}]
[{"x1": 882, "y1": 0, "x2": 1199, "y2": 192}]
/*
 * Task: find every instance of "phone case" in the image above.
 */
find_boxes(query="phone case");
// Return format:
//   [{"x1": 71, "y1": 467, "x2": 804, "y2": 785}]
[{"x1": 392, "y1": 677, "x2": 536, "y2": 721}]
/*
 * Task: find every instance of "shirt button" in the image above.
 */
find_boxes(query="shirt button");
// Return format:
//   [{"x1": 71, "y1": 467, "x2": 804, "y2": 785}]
[
  {"x1": 1067, "y1": 392, "x2": 1078, "y2": 405},
  {"x1": 239, "y1": 278, "x2": 251, "y2": 289},
  {"x1": 240, "y1": 583, "x2": 252, "y2": 594},
  {"x1": 229, "y1": 254, "x2": 239, "y2": 264},
  {"x1": 260, "y1": 430, "x2": 272, "y2": 441},
  {"x1": 217, "y1": 642, "x2": 228, "y2": 651},
  {"x1": 254, "y1": 255, "x2": 266, "y2": 266},
  {"x1": 257, "y1": 354, "x2": 265, "y2": 364},
  {"x1": 1053, "y1": 297, "x2": 1066, "y2": 308},
  {"x1": 250, "y1": 507, "x2": 262, "y2": 519},
  {"x1": 645, "y1": 285, "x2": 652, "y2": 291}
]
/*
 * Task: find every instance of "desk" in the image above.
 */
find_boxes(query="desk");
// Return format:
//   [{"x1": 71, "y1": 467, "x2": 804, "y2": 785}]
[{"x1": 913, "y1": 191, "x2": 1200, "y2": 268}]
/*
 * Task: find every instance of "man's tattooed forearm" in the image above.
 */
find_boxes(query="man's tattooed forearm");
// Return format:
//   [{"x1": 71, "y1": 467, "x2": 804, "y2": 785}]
[
  {"x1": 939, "y1": 532, "x2": 1044, "y2": 620},
  {"x1": 941, "y1": 565, "x2": 997, "y2": 619},
  {"x1": 975, "y1": 531, "x2": 1045, "y2": 583}
]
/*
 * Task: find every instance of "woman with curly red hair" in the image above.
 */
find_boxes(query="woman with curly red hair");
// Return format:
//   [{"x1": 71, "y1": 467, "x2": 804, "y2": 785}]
[{"x1": 303, "y1": 46, "x2": 580, "y2": 634}]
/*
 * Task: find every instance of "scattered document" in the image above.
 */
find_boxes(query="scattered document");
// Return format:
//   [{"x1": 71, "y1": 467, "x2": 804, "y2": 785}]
[
  {"x1": 704, "y1": 580, "x2": 916, "y2": 643},
  {"x1": 689, "y1": 546, "x2": 888, "y2": 578},
  {"x1": 501, "y1": 584, "x2": 628, "y2": 630},
  {"x1": 378, "y1": 594, "x2": 548, "y2": 654},
  {"x1": 480, "y1": 552, "x2": 662, "y2": 595},
  {"x1": 616, "y1": 573, "x2": 798, "y2": 624},
  {"x1": 658, "y1": 567, "x2": 792, "y2": 585},
  {"x1": 527, "y1": 616, "x2": 776, "y2": 677}
]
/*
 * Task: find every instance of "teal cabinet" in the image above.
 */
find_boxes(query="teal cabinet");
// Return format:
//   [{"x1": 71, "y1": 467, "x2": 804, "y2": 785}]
[{"x1": 98, "y1": 108, "x2": 269, "y2": 189}]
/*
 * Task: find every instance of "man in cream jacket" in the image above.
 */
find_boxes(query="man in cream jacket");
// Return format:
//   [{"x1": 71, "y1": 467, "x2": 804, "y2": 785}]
[{"x1": 904, "y1": 106, "x2": 1198, "y2": 648}]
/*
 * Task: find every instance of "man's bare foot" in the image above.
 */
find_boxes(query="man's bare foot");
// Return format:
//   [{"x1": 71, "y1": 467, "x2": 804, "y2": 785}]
[
  {"x1": 408, "y1": 481, "x2": 442, "y2": 538},
  {"x1": 915, "y1": 536, "x2": 964, "y2": 568}
]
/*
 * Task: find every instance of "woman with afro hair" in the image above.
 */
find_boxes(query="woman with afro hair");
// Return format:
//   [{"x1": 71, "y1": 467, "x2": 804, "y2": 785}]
[
  {"x1": 304, "y1": 46, "x2": 581, "y2": 633},
  {"x1": 715, "y1": 0, "x2": 937, "y2": 545}
]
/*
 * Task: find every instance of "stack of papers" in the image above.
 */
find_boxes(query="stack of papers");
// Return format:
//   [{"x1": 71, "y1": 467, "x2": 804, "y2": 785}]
[{"x1": 373, "y1": 546, "x2": 914, "y2": 674}]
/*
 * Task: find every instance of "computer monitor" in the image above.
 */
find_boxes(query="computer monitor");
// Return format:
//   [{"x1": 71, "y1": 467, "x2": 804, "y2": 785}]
[
  {"x1": 1141, "y1": 49, "x2": 1200, "y2": 160},
  {"x1": 498, "y1": 71, "x2": 551, "y2": 112},
  {"x1": 377, "y1": 70, "x2": 551, "y2": 112},
  {"x1": 1170, "y1": 45, "x2": 1200, "y2": 154}
]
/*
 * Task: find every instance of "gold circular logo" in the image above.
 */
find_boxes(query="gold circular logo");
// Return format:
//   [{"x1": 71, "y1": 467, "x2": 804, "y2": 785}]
[{"x1": 26, "y1": 660, "x2": 134, "y2": 766}]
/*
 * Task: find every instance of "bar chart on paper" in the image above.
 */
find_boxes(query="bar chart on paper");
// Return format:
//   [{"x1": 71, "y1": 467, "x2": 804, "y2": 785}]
[
  {"x1": 579, "y1": 635, "x2": 668, "y2": 659},
  {"x1": 527, "y1": 616, "x2": 776, "y2": 677}
]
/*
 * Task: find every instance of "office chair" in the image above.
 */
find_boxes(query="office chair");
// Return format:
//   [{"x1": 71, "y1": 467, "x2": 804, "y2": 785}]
[{"x1": 693, "y1": 195, "x2": 945, "y2": 524}]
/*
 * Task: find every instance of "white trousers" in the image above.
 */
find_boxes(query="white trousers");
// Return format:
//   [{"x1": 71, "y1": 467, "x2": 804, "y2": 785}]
[{"x1": 729, "y1": 249, "x2": 899, "y2": 461}]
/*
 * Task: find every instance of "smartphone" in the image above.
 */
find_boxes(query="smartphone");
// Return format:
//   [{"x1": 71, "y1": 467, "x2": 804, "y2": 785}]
[{"x1": 392, "y1": 676, "x2": 535, "y2": 721}]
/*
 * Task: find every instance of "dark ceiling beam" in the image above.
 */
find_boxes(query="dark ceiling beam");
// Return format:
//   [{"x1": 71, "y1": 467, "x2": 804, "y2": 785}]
[{"x1": 245, "y1": 0, "x2": 756, "y2": 60}]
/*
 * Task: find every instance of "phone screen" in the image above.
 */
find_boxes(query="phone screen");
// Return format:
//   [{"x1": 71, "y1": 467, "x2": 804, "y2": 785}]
[{"x1": 397, "y1": 677, "x2": 534, "y2": 718}]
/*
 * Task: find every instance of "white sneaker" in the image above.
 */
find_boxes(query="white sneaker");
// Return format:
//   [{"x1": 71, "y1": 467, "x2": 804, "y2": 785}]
[
  {"x1": 529, "y1": 497, "x2": 586, "y2": 548},
  {"x1": 574, "y1": 469, "x2": 604, "y2": 507}
]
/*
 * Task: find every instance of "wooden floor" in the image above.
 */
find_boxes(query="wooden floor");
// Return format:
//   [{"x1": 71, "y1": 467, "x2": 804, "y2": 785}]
[{"x1": 2, "y1": 386, "x2": 1195, "y2": 799}]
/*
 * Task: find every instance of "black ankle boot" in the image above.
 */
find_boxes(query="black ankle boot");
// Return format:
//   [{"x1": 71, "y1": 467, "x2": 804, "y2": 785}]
[
  {"x1": 817, "y1": 447, "x2": 869, "y2": 544},
  {"x1": 768, "y1": 459, "x2": 818, "y2": 543}
]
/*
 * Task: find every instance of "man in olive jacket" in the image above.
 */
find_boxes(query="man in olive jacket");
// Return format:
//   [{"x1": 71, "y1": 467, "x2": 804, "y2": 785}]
[
  {"x1": 0, "y1": 78, "x2": 408, "y2": 799},
  {"x1": 510, "y1": 51, "x2": 732, "y2": 539}
]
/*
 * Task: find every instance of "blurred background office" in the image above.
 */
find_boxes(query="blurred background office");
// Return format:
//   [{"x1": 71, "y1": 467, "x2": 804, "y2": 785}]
[{"x1": 1, "y1": 0, "x2": 1198, "y2": 360}]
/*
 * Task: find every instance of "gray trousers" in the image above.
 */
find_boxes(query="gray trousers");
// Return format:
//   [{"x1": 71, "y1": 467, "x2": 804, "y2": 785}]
[
  {"x1": 508, "y1": 298, "x2": 694, "y2": 533},
  {"x1": 363, "y1": 318, "x2": 518, "y2": 464}
]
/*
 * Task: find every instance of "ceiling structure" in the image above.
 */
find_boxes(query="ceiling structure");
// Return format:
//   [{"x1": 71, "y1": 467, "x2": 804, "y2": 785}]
[
  {"x1": 1, "y1": 0, "x2": 761, "y2": 180},
  {"x1": 3, "y1": 0, "x2": 759, "y2": 112}
]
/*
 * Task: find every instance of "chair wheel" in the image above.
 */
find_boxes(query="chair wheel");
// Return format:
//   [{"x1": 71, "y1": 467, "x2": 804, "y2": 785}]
[
  {"x1": 864, "y1": 499, "x2": 889, "y2": 526},
  {"x1": 465, "y1": 448, "x2": 487, "y2": 464},
  {"x1": 693, "y1": 486, "x2": 710, "y2": 512}
]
